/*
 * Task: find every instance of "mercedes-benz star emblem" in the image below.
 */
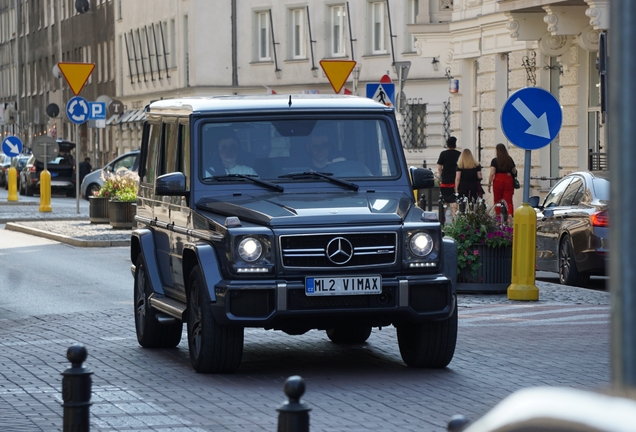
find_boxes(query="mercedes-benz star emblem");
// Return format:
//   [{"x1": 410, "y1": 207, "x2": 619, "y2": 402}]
[{"x1": 326, "y1": 237, "x2": 354, "y2": 265}]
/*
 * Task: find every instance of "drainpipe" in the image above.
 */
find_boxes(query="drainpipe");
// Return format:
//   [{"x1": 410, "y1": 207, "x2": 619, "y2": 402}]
[{"x1": 231, "y1": 0, "x2": 238, "y2": 88}]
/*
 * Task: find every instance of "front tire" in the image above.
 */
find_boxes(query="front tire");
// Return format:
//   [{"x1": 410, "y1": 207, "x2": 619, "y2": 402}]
[
  {"x1": 187, "y1": 265, "x2": 244, "y2": 373},
  {"x1": 397, "y1": 303, "x2": 458, "y2": 368},
  {"x1": 134, "y1": 255, "x2": 183, "y2": 348},
  {"x1": 326, "y1": 326, "x2": 372, "y2": 344},
  {"x1": 559, "y1": 234, "x2": 590, "y2": 287}
]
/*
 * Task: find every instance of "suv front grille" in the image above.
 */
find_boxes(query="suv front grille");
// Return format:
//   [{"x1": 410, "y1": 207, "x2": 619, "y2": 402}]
[{"x1": 280, "y1": 232, "x2": 397, "y2": 269}]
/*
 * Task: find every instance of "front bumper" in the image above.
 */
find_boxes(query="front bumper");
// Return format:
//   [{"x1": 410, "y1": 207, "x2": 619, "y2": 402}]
[{"x1": 210, "y1": 274, "x2": 455, "y2": 330}]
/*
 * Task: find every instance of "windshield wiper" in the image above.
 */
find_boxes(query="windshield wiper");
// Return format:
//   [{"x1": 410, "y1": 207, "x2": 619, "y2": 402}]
[
  {"x1": 210, "y1": 174, "x2": 284, "y2": 192},
  {"x1": 278, "y1": 171, "x2": 359, "y2": 191}
]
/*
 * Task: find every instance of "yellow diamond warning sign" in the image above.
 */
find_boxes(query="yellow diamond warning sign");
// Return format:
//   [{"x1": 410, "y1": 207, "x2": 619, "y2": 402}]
[
  {"x1": 57, "y1": 62, "x2": 95, "y2": 96},
  {"x1": 320, "y1": 60, "x2": 356, "y2": 94}
]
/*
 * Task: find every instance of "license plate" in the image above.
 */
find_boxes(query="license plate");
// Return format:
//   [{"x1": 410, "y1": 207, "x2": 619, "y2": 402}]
[{"x1": 305, "y1": 275, "x2": 382, "y2": 296}]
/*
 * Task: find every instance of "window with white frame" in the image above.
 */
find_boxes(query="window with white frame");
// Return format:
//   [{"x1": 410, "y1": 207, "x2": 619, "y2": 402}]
[
  {"x1": 257, "y1": 11, "x2": 271, "y2": 61},
  {"x1": 290, "y1": 8, "x2": 306, "y2": 59},
  {"x1": 370, "y1": 2, "x2": 386, "y2": 54},
  {"x1": 330, "y1": 5, "x2": 346, "y2": 57},
  {"x1": 407, "y1": 0, "x2": 418, "y2": 52}
]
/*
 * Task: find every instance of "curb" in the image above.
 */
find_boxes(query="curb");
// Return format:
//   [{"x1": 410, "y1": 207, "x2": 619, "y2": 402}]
[{"x1": 5, "y1": 222, "x2": 130, "y2": 247}]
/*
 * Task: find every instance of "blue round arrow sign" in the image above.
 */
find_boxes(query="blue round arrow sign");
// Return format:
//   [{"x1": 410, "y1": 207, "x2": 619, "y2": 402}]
[
  {"x1": 501, "y1": 87, "x2": 562, "y2": 150},
  {"x1": 1, "y1": 136, "x2": 23, "y2": 157},
  {"x1": 66, "y1": 96, "x2": 89, "y2": 125}
]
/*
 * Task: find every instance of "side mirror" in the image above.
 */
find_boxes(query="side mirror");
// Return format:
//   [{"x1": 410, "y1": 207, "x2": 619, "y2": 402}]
[
  {"x1": 156, "y1": 172, "x2": 189, "y2": 197},
  {"x1": 528, "y1": 196, "x2": 540, "y2": 208},
  {"x1": 411, "y1": 167, "x2": 435, "y2": 189}
]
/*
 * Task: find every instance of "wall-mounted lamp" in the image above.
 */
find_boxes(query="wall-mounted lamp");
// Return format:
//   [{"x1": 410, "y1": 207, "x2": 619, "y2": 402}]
[{"x1": 431, "y1": 57, "x2": 440, "y2": 72}]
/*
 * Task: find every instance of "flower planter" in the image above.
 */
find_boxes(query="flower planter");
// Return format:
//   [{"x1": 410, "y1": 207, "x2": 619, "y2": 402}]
[
  {"x1": 89, "y1": 196, "x2": 110, "y2": 224},
  {"x1": 109, "y1": 201, "x2": 136, "y2": 229},
  {"x1": 457, "y1": 245, "x2": 512, "y2": 293}
]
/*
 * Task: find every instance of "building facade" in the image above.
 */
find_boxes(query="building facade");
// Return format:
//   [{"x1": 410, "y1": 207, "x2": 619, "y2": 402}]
[
  {"x1": 113, "y1": 0, "x2": 452, "y2": 164},
  {"x1": 0, "y1": 0, "x2": 116, "y2": 165},
  {"x1": 411, "y1": 0, "x2": 609, "y2": 200}
]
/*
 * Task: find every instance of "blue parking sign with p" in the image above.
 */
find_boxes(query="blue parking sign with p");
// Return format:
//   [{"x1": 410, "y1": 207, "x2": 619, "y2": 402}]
[{"x1": 88, "y1": 102, "x2": 106, "y2": 120}]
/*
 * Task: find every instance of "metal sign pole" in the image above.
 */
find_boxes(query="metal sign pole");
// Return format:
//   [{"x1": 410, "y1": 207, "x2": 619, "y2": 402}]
[
  {"x1": 609, "y1": 0, "x2": 636, "y2": 389},
  {"x1": 76, "y1": 123, "x2": 80, "y2": 213}
]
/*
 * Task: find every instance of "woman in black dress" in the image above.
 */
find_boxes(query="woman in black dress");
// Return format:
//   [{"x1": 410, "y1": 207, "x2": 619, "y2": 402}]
[{"x1": 455, "y1": 149, "x2": 483, "y2": 201}]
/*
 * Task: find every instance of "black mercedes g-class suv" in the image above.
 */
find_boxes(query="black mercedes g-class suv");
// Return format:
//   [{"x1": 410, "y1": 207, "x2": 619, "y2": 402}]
[{"x1": 131, "y1": 95, "x2": 457, "y2": 373}]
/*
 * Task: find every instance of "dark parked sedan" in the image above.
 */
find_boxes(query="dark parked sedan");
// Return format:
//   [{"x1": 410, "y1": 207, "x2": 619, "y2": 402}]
[{"x1": 531, "y1": 171, "x2": 608, "y2": 287}]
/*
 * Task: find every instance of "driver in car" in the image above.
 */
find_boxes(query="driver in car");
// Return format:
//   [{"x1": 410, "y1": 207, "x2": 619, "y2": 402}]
[{"x1": 306, "y1": 125, "x2": 345, "y2": 170}]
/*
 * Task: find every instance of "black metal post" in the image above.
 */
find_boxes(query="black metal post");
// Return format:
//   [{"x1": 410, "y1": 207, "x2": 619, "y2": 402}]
[
  {"x1": 277, "y1": 376, "x2": 310, "y2": 432},
  {"x1": 438, "y1": 195, "x2": 445, "y2": 226},
  {"x1": 458, "y1": 196, "x2": 466, "y2": 214},
  {"x1": 500, "y1": 200, "x2": 508, "y2": 224},
  {"x1": 62, "y1": 345, "x2": 92, "y2": 432}
]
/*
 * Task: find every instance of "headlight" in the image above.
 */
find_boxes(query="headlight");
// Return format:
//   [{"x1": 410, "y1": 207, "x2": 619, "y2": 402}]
[
  {"x1": 238, "y1": 237, "x2": 263, "y2": 262},
  {"x1": 409, "y1": 232, "x2": 433, "y2": 257}
]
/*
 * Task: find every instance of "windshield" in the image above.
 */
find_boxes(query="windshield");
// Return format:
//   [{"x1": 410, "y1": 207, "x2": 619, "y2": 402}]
[{"x1": 199, "y1": 118, "x2": 400, "y2": 182}]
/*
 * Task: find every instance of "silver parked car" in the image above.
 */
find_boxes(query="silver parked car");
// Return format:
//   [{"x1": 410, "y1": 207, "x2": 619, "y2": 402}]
[{"x1": 80, "y1": 150, "x2": 140, "y2": 199}]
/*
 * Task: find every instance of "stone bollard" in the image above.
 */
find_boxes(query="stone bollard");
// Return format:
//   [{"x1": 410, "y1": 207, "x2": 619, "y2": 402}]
[
  {"x1": 61, "y1": 344, "x2": 92, "y2": 432},
  {"x1": 277, "y1": 376, "x2": 311, "y2": 432},
  {"x1": 447, "y1": 414, "x2": 470, "y2": 431}
]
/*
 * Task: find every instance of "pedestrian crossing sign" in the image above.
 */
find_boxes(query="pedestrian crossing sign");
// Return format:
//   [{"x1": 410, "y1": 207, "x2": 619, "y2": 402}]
[{"x1": 366, "y1": 83, "x2": 395, "y2": 107}]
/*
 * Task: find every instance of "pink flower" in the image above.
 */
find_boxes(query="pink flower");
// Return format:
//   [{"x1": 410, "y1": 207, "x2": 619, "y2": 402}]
[
  {"x1": 473, "y1": 249, "x2": 479, "y2": 256},
  {"x1": 463, "y1": 250, "x2": 468, "y2": 256}
]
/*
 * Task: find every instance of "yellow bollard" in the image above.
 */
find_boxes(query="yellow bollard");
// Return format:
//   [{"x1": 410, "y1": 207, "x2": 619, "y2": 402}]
[
  {"x1": 7, "y1": 166, "x2": 18, "y2": 201},
  {"x1": 508, "y1": 203, "x2": 539, "y2": 301},
  {"x1": 39, "y1": 169, "x2": 52, "y2": 212}
]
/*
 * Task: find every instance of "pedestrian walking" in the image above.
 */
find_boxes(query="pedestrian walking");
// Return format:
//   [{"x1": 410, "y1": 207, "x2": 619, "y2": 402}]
[
  {"x1": 487, "y1": 143, "x2": 517, "y2": 218},
  {"x1": 437, "y1": 136, "x2": 461, "y2": 218},
  {"x1": 79, "y1": 157, "x2": 92, "y2": 185},
  {"x1": 455, "y1": 149, "x2": 483, "y2": 202}
]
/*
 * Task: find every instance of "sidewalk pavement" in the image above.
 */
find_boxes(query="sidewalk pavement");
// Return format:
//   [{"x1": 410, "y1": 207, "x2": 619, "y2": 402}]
[{"x1": 1, "y1": 196, "x2": 130, "y2": 247}]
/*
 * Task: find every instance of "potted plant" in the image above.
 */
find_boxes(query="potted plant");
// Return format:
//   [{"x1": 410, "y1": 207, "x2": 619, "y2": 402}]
[
  {"x1": 443, "y1": 203, "x2": 513, "y2": 293},
  {"x1": 88, "y1": 172, "x2": 115, "y2": 224},
  {"x1": 94, "y1": 168, "x2": 139, "y2": 229}
]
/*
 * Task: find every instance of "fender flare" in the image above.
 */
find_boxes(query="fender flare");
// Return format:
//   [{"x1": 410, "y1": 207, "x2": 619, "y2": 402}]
[
  {"x1": 442, "y1": 237, "x2": 458, "y2": 294},
  {"x1": 130, "y1": 228, "x2": 165, "y2": 295},
  {"x1": 183, "y1": 243, "x2": 221, "y2": 303}
]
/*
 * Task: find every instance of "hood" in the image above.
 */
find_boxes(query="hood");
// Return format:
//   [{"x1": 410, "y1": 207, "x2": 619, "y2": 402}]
[{"x1": 196, "y1": 191, "x2": 413, "y2": 227}]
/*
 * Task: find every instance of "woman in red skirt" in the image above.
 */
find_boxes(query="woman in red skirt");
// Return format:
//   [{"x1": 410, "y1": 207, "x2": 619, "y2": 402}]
[{"x1": 487, "y1": 143, "x2": 517, "y2": 218}]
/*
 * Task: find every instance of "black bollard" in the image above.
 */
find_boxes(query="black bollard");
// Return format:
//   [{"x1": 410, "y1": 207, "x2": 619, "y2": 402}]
[
  {"x1": 438, "y1": 195, "x2": 445, "y2": 226},
  {"x1": 458, "y1": 196, "x2": 466, "y2": 214},
  {"x1": 277, "y1": 376, "x2": 311, "y2": 432},
  {"x1": 500, "y1": 199, "x2": 508, "y2": 223},
  {"x1": 61, "y1": 344, "x2": 92, "y2": 432},
  {"x1": 447, "y1": 414, "x2": 470, "y2": 432}
]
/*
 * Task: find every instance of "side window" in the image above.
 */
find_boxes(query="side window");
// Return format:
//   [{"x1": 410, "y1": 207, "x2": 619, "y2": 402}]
[
  {"x1": 160, "y1": 122, "x2": 178, "y2": 175},
  {"x1": 143, "y1": 122, "x2": 161, "y2": 184},
  {"x1": 543, "y1": 178, "x2": 572, "y2": 208},
  {"x1": 178, "y1": 123, "x2": 191, "y2": 182},
  {"x1": 559, "y1": 177, "x2": 584, "y2": 206},
  {"x1": 112, "y1": 154, "x2": 137, "y2": 172}
]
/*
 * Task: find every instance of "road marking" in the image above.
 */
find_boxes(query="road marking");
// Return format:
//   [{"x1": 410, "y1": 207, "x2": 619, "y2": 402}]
[{"x1": 459, "y1": 305, "x2": 609, "y2": 327}]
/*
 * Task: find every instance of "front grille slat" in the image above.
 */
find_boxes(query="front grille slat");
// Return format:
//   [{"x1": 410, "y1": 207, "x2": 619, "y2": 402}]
[{"x1": 280, "y1": 232, "x2": 397, "y2": 269}]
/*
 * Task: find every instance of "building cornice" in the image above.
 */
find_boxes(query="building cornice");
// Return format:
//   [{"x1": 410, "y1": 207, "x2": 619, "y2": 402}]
[{"x1": 584, "y1": 0, "x2": 610, "y2": 30}]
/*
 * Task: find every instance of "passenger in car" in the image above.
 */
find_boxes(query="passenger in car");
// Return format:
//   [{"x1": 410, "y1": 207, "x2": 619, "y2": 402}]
[{"x1": 205, "y1": 129, "x2": 257, "y2": 177}]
